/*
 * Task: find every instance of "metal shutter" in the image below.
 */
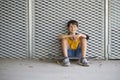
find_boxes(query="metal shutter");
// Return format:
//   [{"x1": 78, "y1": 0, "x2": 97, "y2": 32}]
[
  {"x1": 32, "y1": 0, "x2": 105, "y2": 59},
  {"x1": 0, "y1": 0, "x2": 28, "y2": 58},
  {"x1": 108, "y1": 0, "x2": 120, "y2": 59}
]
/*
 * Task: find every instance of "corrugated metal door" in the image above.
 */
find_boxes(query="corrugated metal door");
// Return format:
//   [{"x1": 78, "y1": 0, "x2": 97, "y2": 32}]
[
  {"x1": 32, "y1": 0, "x2": 105, "y2": 59},
  {"x1": 0, "y1": 0, "x2": 28, "y2": 58},
  {"x1": 108, "y1": 0, "x2": 120, "y2": 59}
]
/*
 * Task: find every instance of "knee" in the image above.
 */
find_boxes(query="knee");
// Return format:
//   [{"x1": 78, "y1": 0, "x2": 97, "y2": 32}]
[
  {"x1": 81, "y1": 37, "x2": 87, "y2": 44},
  {"x1": 62, "y1": 38, "x2": 68, "y2": 43},
  {"x1": 81, "y1": 37, "x2": 86, "y2": 41},
  {"x1": 62, "y1": 38, "x2": 67, "y2": 42},
  {"x1": 61, "y1": 38, "x2": 68, "y2": 45}
]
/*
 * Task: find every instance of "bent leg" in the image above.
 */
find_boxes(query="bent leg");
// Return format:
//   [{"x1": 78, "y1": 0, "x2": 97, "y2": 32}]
[
  {"x1": 61, "y1": 38, "x2": 69, "y2": 57},
  {"x1": 80, "y1": 37, "x2": 87, "y2": 58},
  {"x1": 79, "y1": 38, "x2": 89, "y2": 66},
  {"x1": 61, "y1": 38, "x2": 71, "y2": 66}
]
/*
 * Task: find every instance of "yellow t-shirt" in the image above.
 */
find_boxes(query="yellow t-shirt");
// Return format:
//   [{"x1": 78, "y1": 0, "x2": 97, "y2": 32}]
[{"x1": 67, "y1": 34, "x2": 80, "y2": 50}]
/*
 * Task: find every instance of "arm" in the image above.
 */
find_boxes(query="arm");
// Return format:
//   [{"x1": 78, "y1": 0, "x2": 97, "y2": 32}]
[
  {"x1": 77, "y1": 34, "x2": 86, "y2": 38},
  {"x1": 59, "y1": 34, "x2": 85, "y2": 39},
  {"x1": 59, "y1": 33, "x2": 89, "y2": 40},
  {"x1": 58, "y1": 34, "x2": 72, "y2": 39},
  {"x1": 77, "y1": 33, "x2": 89, "y2": 40}
]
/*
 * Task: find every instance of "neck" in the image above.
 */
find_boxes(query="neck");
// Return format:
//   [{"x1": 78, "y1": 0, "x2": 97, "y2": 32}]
[{"x1": 70, "y1": 32, "x2": 76, "y2": 35}]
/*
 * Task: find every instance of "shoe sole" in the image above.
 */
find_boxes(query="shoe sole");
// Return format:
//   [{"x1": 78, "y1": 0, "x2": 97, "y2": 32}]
[
  {"x1": 78, "y1": 63, "x2": 89, "y2": 67},
  {"x1": 62, "y1": 63, "x2": 71, "y2": 67}
]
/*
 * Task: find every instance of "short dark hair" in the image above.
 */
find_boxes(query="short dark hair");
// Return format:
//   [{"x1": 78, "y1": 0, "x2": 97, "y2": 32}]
[{"x1": 67, "y1": 20, "x2": 78, "y2": 28}]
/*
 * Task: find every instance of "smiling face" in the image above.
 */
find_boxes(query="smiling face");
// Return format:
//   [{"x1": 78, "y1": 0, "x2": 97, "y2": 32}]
[{"x1": 68, "y1": 23, "x2": 78, "y2": 34}]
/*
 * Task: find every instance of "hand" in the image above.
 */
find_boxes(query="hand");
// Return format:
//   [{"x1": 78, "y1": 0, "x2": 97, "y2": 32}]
[
  {"x1": 70, "y1": 35, "x2": 80, "y2": 41},
  {"x1": 78, "y1": 34, "x2": 86, "y2": 38}
]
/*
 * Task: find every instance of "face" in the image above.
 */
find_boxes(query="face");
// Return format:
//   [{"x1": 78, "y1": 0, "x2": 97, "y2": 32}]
[{"x1": 68, "y1": 24, "x2": 78, "y2": 34}]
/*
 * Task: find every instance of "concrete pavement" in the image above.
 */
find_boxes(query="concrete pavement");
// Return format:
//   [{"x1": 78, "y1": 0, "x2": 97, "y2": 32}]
[{"x1": 0, "y1": 59, "x2": 120, "y2": 80}]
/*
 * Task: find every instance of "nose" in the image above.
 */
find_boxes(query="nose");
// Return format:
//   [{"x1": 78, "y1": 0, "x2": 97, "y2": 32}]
[{"x1": 71, "y1": 26, "x2": 74, "y2": 30}]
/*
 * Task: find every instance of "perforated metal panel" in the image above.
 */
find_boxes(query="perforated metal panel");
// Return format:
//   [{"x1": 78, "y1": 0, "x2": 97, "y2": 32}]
[
  {"x1": 32, "y1": 0, "x2": 105, "y2": 59},
  {"x1": 0, "y1": 0, "x2": 28, "y2": 58},
  {"x1": 108, "y1": 0, "x2": 120, "y2": 59}
]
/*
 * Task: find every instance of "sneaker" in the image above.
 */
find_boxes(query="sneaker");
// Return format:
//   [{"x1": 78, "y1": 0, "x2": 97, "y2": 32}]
[
  {"x1": 78, "y1": 58, "x2": 89, "y2": 67},
  {"x1": 63, "y1": 57, "x2": 70, "y2": 66}
]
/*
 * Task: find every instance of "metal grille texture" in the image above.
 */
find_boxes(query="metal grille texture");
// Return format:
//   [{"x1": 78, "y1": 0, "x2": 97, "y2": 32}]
[
  {"x1": 0, "y1": 0, "x2": 28, "y2": 58},
  {"x1": 108, "y1": 0, "x2": 120, "y2": 59},
  {"x1": 33, "y1": 0, "x2": 105, "y2": 59}
]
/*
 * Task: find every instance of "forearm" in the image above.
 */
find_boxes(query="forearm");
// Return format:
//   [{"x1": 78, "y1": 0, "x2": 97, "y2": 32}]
[
  {"x1": 59, "y1": 34, "x2": 72, "y2": 39},
  {"x1": 59, "y1": 34, "x2": 89, "y2": 40}
]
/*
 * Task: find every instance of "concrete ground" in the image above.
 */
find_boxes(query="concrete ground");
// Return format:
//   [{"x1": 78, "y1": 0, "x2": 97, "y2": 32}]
[{"x1": 0, "y1": 59, "x2": 120, "y2": 80}]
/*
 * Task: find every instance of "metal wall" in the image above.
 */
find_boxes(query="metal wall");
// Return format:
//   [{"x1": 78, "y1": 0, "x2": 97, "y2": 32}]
[
  {"x1": 0, "y1": 0, "x2": 119, "y2": 59},
  {"x1": 32, "y1": 0, "x2": 105, "y2": 59},
  {"x1": 0, "y1": 0, "x2": 28, "y2": 58},
  {"x1": 108, "y1": 0, "x2": 120, "y2": 59}
]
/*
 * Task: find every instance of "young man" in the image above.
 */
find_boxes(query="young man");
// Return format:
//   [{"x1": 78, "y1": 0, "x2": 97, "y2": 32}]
[{"x1": 59, "y1": 20, "x2": 89, "y2": 66}]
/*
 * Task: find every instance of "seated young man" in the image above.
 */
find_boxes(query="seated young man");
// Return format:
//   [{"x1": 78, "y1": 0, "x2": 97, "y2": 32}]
[{"x1": 59, "y1": 20, "x2": 89, "y2": 66}]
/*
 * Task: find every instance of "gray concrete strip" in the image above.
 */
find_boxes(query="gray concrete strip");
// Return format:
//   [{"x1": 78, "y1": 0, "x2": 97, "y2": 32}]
[{"x1": 0, "y1": 59, "x2": 120, "y2": 80}]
